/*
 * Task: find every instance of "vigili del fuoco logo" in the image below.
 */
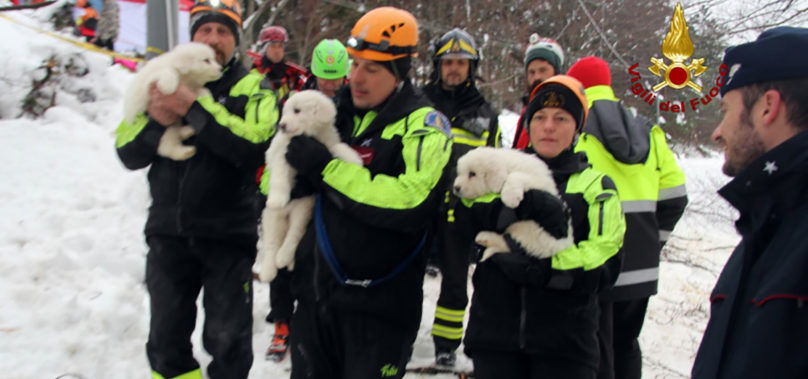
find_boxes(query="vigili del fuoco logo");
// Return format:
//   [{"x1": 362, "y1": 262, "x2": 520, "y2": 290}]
[{"x1": 628, "y1": 2, "x2": 729, "y2": 113}]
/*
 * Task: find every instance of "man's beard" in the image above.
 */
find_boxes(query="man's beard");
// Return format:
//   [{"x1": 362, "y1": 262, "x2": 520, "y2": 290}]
[
  {"x1": 722, "y1": 114, "x2": 766, "y2": 177},
  {"x1": 441, "y1": 74, "x2": 465, "y2": 90}
]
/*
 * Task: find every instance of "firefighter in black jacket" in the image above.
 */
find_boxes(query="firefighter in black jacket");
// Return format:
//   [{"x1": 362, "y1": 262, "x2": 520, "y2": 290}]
[
  {"x1": 283, "y1": 7, "x2": 452, "y2": 379},
  {"x1": 463, "y1": 76, "x2": 625, "y2": 379},
  {"x1": 421, "y1": 27, "x2": 501, "y2": 367},
  {"x1": 115, "y1": 1, "x2": 279, "y2": 377}
]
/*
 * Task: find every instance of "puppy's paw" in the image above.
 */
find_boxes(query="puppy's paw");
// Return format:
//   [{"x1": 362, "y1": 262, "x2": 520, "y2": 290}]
[
  {"x1": 475, "y1": 231, "x2": 510, "y2": 261},
  {"x1": 157, "y1": 126, "x2": 196, "y2": 160},
  {"x1": 258, "y1": 258, "x2": 278, "y2": 283},
  {"x1": 275, "y1": 246, "x2": 295, "y2": 269},
  {"x1": 173, "y1": 146, "x2": 196, "y2": 160},
  {"x1": 177, "y1": 125, "x2": 196, "y2": 140},
  {"x1": 155, "y1": 72, "x2": 179, "y2": 95},
  {"x1": 500, "y1": 186, "x2": 524, "y2": 208}
]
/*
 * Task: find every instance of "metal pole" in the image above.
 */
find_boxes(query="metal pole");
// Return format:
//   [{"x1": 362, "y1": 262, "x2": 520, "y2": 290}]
[{"x1": 145, "y1": 0, "x2": 179, "y2": 59}]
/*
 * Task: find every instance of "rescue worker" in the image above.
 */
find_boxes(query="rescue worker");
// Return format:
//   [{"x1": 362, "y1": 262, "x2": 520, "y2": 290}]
[
  {"x1": 261, "y1": 38, "x2": 349, "y2": 363},
  {"x1": 512, "y1": 33, "x2": 565, "y2": 148},
  {"x1": 255, "y1": 25, "x2": 307, "y2": 362},
  {"x1": 462, "y1": 75, "x2": 625, "y2": 379},
  {"x1": 75, "y1": 0, "x2": 98, "y2": 42},
  {"x1": 421, "y1": 27, "x2": 500, "y2": 367},
  {"x1": 283, "y1": 7, "x2": 452, "y2": 379},
  {"x1": 91, "y1": 0, "x2": 118, "y2": 50},
  {"x1": 302, "y1": 38, "x2": 349, "y2": 98},
  {"x1": 114, "y1": 0, "x2": 279, "y2": 377},
  {"x1": 255, "y1": 25, "x2": 307, "y2": 107},
  {"x1": 566, "y1": 56, "x2": 688, "y2": 379}
]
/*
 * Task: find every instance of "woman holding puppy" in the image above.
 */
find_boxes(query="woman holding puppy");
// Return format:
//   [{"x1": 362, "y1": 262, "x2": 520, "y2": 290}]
[{"x1": 463, "y1": 75, "x2": 626, "y2": 379}]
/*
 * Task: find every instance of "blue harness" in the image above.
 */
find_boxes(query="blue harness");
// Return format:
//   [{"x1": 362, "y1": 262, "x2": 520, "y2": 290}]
[{"x1": 314, "y1": 195, "x2": 427, "y2": 288}]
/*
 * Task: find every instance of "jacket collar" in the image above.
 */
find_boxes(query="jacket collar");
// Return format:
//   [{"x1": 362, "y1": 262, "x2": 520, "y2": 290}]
[
  {"x1": 204, "y1": 58, "x2": 247, "y2": 98},
  {"x1": 719, "y1": 130, "x2": 808, "y2": 214},
  {"x1": 337, "y1": 80, "x2": 432, "y2": 139},
  {"x1": 422, "y1": 81, "x2": 485, "y2": 120}
]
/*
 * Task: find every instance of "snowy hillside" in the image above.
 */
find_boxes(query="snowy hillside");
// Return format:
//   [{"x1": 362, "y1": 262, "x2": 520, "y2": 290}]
[{"x1": 0, "y1": 8, "x2": 738, "y2": 379}]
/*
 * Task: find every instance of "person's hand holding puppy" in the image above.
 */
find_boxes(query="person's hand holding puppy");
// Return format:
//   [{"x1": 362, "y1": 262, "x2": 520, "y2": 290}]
[{"x1": 285, "y1": 135, "x2": 333, "y2": 184}]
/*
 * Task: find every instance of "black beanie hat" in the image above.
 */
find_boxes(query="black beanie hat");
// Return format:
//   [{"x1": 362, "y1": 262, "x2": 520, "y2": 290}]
[
  {"x1": 524, "y1": 82, "x2": 585, "y2": 133},
  {"x1": 190, "y1": 13, "x2": 241, "y2": 46},
  {"x1": 379, "y1": 57, "x2": 412, "y2": 80}
]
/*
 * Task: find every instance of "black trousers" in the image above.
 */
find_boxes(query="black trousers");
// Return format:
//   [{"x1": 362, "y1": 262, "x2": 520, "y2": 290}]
[
  {"x1": 145, "y1": 235, "x2": 256, "y2": 379},
  {"x1": 473, "y1": 349, "x2": 597, "y2": 379},
  {"x1": 597, "y1": 298, "x2": 649, "y2": 379},
  {"x1": 432, "y1": 214, "x2": 475, "y2": 352},
  {"x1": 93, "y1": 37, "x2": 114, "y2": 50},
  {"x1": 289, "y1": 298, "x2": 419, "y2": 379}
]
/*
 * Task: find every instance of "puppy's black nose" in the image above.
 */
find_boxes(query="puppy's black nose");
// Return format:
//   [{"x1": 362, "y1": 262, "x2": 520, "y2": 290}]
[
  {"x1": 278, "y1": 123, "x2": 286, "y2": 132},
  {"x1": 453, "y1": 185, "x2": 461, "y2": 195}
]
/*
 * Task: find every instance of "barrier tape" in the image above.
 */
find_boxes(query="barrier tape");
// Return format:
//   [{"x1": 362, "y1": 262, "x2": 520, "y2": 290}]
[{"x1": 0, "y1": 12, "x2": 145, "y2": 63}]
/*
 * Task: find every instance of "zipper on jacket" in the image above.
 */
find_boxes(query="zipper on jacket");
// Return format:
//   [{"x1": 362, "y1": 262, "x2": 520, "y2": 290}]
[
  {"x1": 176, "y1": 160, "x2": 191, "y2": 234},
  {"x1": 519, "y1": 286, "x2": 527, "y2": 349}
]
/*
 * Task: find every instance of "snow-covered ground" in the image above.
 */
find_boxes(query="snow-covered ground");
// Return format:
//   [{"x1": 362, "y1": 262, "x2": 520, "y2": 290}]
[{"x1": 0, "y1": 7, "x2": 738, "y2": 379}]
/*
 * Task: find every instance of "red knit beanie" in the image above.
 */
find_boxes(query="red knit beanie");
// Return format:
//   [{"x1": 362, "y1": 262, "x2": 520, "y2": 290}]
[{"x1": 566, "y1": 56, "x2": 611, "y2": 89}]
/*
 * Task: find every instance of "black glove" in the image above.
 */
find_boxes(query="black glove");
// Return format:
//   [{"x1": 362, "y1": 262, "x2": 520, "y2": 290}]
[
  {"x1": 290, "y1": 173, "x2": 317, "y2": 199},
  {"x1": 489, "y1": 238, "x2": 552, "y2": 286},
  {"x1": 515, "y1": 189, "x2": 570, "y2": 239},
  {"x1": 285, "y1": 135, "x2": 333, "y2": 183}
]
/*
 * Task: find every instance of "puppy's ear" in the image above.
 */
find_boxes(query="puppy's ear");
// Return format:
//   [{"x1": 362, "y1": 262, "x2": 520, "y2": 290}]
[
  {"x1": 484, "y1": 168, "x2": 508, "y2": 194},
  {"x1": 315, "y1": 99, "x2": 337, "y2": 125}
]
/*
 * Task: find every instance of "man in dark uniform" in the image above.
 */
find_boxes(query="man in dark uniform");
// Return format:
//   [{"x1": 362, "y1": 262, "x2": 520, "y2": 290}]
[
  {"x1": 692, "y1": 26, "x2": 808, "y2": 379},
  {"x1": 421, "y1": 27, "x2": 500, "y2": 367}
]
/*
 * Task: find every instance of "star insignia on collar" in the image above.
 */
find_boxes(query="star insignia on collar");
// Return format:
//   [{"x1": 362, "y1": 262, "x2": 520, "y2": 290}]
[{"x1": 763, "y1": 161, "x2": 778, "y2": 175}]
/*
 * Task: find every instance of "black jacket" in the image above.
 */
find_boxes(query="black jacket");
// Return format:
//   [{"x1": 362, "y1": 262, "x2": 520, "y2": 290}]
[
  {"x1": 309, "y1": 81, "x2": 453, "y2": 324},
  {"x1": 692, "y1": 131, "x2": 808, "y2": 379},
  {"x1": 422, "y1": 81, "x2": 500, "y2": 160},
  {"x1": 464, "y1": 150, "x2": 624, "y2": 370},
  {"x1": 116, "y1": 60, "x2": 277, "y2": 238}
]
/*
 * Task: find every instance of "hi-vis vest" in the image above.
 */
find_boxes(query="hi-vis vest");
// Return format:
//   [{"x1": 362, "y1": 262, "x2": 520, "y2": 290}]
[{"x1": 574, "y1": 85, "x2": 687, "y2": 299}]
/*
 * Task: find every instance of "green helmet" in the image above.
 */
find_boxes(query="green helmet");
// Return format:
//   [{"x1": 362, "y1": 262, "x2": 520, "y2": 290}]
[{"x1": 311, "y1": 39, "x2": 349, "y2": 79}]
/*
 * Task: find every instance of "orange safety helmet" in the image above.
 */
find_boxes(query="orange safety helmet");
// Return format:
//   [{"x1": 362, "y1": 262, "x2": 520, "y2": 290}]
[
  {"x1": 345, "y1": 6, "x2": 418, "y2": 61},
  {"x1": 525, "y1": 74, "x2": 589, "y2": 132},
  {"x1": 189, "y1": 0, "x2": 243, "y2": 44},
  {"x1": 189, "y1": 0, "x2": 243, "y2": 27}
]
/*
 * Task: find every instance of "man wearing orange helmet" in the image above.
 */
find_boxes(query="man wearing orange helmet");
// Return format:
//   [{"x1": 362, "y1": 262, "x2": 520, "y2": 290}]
[
  {"x1": 115, "y1": 0, "x2": 280, "y2": 378},
  {"x1": 462, "y1": 75, "x2": 625, "y2": 378},
  {"x1": 282, "y1": 7, "x2": 452, "y2": 379}
]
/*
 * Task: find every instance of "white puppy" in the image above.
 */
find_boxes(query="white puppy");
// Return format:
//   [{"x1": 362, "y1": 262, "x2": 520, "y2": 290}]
[
  {"x1": 258, "y1": 90, "x2": 362, "y2": 282},
  {"x1": 453, "y1": 147, "x2": 573, "y2": 261},
  {"x1": 122, "y1": 42, "x2": 222, "y2": 160}
]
